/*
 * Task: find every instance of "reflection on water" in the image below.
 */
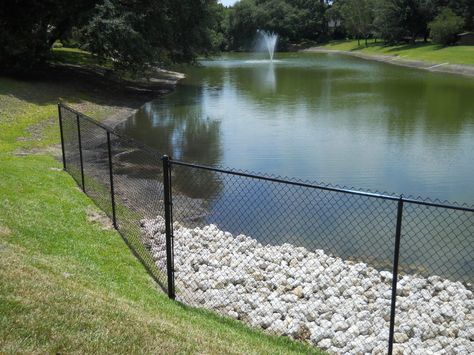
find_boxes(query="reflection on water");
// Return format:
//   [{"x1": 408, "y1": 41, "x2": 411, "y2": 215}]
[
  {"x1": 118, "y1": 53, "x2": 474, "y2": 281},
  {"x1": 120, "y1": 52, "x2": 474, "y2": 203}
]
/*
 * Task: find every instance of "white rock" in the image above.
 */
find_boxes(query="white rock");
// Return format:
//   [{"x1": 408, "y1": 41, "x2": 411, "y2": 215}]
[
  {"x1": 318, "y1": 338, "x2": 332, "y2": 349},
  {"x1": 332, "y1": 331, "x2": 348, "y2": 348},
  {"x1": 141, "y1": 219, "x2": 474, "y2": 355},
  {"x1": 394, "y1": 332, "x2": 409, "y2": 343},
  {"x1": 292, "y1": 286, "x2": 304, "y2": 298},
  {"x1": 380, "y1": 270, "x2": 393, "y2": 282},
  {"x1": 309, "y1": 325, "x2": 333, "y2": 344}
]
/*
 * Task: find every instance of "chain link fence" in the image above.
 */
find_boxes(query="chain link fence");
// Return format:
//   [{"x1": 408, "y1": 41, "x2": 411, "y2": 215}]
[
  {"x1": 59, "y1": 104, "x2": 168, "y2": 291},
  {"x1": 59, "y1": 104, "x2": 474, "y2": 355}
]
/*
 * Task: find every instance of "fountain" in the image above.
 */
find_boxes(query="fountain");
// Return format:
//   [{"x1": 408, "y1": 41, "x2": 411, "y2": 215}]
[{"x1": 257, "y1": 30, "x2": 278, "y2": 61}]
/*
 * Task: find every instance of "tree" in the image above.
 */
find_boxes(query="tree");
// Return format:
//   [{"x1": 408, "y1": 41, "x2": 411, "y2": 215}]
[
  {"x1": 374, "y1": 0, "x2": 433, "y2": 44},
  {"x1": 226, "y1": 0, "x2": 330, "y2": 51},
  {"x1": 432, "y1": 0, "x2": 474, "y2": 30},
  {"x1": 81, "y1": 0, "x2": 219, "y2": 75},
  {"x1": 0, "y1": 0, "x2": 219, "y2": 74},
  {"x1": 338, "y1": 0, "x2": 375, "y2": 46},
  {"x1": 0, "y1": 0, "x2": 98, "y2": 71},
  {"x1": 429, "y1": 8, "x2": 464, "y2": 45},
  {"x1": 209, "y1": 3, "x2": 231, "y2": 52},
  {"x1": 227, "y1": 0, "x2": 261, "y2": 50},
  {"x1": 286, "y1": 0, "x2": 329, "y2": 42}
]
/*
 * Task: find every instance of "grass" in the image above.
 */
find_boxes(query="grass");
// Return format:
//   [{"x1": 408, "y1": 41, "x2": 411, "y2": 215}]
[
  {"x1": 51, "y1": 47, "x2": 112, "y2": 68},
  {"x1": 319, "y1": 40, "x2": 474, "y2": 66},
  {"x1": 0, "y1": 71, "x2": 323, "y2": 353}
]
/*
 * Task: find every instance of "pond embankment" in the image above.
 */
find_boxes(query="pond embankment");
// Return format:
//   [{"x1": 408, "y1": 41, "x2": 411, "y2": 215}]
[
  {"x1": 50, "y1": 62, "x2": 185, "y2": 130},
  {"x1": 303, "y1": 47, "x2": 474, "y2": 78},
  {"x1": 141, "y1": 217, "x2": 474, "y2": 354}
]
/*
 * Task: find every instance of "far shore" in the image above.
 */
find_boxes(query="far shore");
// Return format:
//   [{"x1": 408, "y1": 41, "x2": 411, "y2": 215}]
[{"x1": 303, "y1": 47, "x2": 474, "y2": 78}]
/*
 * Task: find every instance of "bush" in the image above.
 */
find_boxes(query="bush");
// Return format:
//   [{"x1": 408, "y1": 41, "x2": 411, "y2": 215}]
[{"x1": 429, "y1": 8, "x2": 464, "y2": 45}]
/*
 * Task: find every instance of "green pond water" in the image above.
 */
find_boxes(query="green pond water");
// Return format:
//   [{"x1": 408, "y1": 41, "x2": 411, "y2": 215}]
[{"x1": 119, "y1": 52, "x2": 474, "y2": 281}]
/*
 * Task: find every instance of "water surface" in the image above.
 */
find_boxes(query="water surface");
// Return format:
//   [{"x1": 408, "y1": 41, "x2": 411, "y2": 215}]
[
  {"x1": 122, "y1": 53, "x2": 474, "y2": 202},
  {"x1": 119, "y1": 53, "x2": 474, "y2": 281}
]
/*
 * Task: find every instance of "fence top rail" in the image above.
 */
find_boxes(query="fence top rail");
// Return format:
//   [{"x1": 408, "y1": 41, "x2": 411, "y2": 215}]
[
  {"x1": 59, "y1": 102, "x2": 162, "y2": 158},
  {"x1": 170, "y1": 159, "x2": 474, "y2": 213}
]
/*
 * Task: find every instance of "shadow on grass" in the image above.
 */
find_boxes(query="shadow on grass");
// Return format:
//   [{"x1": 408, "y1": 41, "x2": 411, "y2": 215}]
[
  {"x1": 384, "y1": 42, "x2": 445, "y2": 53},
  {"x1": 0, "y1": 62, "x2": 158, "y2": 111}
]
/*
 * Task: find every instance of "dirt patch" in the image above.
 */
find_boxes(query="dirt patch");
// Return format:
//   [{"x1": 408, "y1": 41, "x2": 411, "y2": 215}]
[
  {"x1": 10, "y1": 63, "x2": 183, "y2": 158},
  {"x1": 86, "y1": 206, "x2": 114, "y2": 231},
  {"x1": 101, "y1": 107, "x2": 138, "y2": 130},
  {"x1": 16, "y1": 117, "x2": 56, "y2": 143},
  {"x1": 14, "y1": 116, "x2": 63, "y2": 156},
  {"x1": 0, "y1": 225, "x2": 12, "y2": 237},
  {"x1": 14, "y1": 144, "x2": 62, "y2": 158}
]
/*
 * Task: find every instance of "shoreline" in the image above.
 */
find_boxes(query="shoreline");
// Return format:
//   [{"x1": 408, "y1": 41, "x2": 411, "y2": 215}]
[
  {"x1": 141, "y1": 217, "x2": 474, "y2": 354},
  {"x1": 96, "y1": 68, "x2": 185, "y2": 130},
  {"x1": 49, "y1": 62, "x2": 185, "y2": 130},
  {"x1": 303, "y1": 47, "x2": 474, "y2": 78}
]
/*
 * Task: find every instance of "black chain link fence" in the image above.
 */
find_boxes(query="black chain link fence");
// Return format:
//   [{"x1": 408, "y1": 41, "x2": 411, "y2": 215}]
[
  {"x1": 59, "y1": 104, "x2": 474, "y2": 354},
  {"x1": 59, "y1": 104, "x2": 167, "y2": 291}
]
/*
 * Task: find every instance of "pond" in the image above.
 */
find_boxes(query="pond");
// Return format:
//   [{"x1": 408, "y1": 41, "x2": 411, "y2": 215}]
[{"x1": 118, "y1": 53, "x2": 474, "y2": 281}]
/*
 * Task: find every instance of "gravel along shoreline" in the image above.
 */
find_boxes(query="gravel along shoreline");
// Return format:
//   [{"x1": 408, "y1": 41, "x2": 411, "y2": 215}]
[{"x1": 141, "y1": 217, "x2": 474, "y2": 354}]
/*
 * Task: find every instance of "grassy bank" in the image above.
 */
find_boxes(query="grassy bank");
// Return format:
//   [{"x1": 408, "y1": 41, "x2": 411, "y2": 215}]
[
  {"x1": 318, "y1": 40, "x2": 474, "y2": 66},
  {"x1": 0, "y1": 74, "x2": 321, "y2": 353},
  {"x1": 51, "y1": 47, "x2": 110, "y2": 68}
]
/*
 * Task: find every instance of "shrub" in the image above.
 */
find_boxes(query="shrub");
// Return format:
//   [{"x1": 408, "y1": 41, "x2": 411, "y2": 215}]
[{"x1": 429, "y1": 8, "x2": 464, "y2": 45}]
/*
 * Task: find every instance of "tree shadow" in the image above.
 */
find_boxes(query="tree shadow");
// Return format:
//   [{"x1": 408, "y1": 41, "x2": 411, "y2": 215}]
[
  {"x1": 0, "y1": 64, "x2": 164, "y2": 111},
  {"x1": 384, "y1": 42, "x2": 445, "y2": 53}
]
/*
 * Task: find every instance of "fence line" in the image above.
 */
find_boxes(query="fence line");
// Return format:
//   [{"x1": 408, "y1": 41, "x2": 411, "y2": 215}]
[{"x1": 58, "y1": 103, "x2": 474, "y2": 355}]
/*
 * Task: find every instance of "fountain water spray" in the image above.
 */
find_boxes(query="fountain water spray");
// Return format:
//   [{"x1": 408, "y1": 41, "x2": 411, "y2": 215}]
[{"x1": 257, "y1": 30, "x2": 278, "y2": 61}]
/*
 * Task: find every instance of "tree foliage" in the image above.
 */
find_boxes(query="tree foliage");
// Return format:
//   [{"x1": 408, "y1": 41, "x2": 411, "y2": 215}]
[
  {"x1": 335, "y1": 0, "x2": 375, "y2": 46},
  {"x1": 0, "y1": 0, "x2": 98, "y2": 71},
  {"x1": 1, "y1": 0, "x2": 472, "y2": 73},
  {"x1": 429, "y1": 8, "x2": 465, "y2": 45},
  {"x1": 224, "y1": 0, "x2": 470, "y2": 49},
  {"x1": 80, "y1": 0, "x2": 219, "y2": 75},
  {"x1": 226, "y1": 0, "x2": 328, "y2": 51},
  {"x1": 371, "y1": 0, "x2": 432, "y2": 43},
  {"x1": 0, "y1": 0, "x2": 220, "y2": 74}
]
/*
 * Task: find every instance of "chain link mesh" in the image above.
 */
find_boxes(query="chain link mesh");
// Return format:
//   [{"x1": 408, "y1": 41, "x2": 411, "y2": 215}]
[
  {"x1": 61, "y1": 107, "x2": 82, "y2": 187},
  {"x1": 59, "y1": 104, "x2": 474, "y2": 354},
  {"x1": 78, "y1": 118, "x2": 112, "y2": 216},
  {"x1": 60, "y1": 105, "x2": 167, "y2": 291},
  {"x1": 110, "y1": 133, "x2": 166, "y2": 287},
  {"x1": 168, "y1": 163, "x2": 399, "y2": 352}
]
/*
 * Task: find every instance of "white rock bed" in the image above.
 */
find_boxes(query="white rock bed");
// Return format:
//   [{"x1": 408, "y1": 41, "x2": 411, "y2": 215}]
[{"x1": 141, "y1": 217, "x2": 474, "y2": 354}]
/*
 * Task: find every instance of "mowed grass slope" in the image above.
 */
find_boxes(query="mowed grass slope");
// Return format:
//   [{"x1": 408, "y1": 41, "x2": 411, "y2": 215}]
[
  {"x1": 319, "y1": 40, "x2": 474, "y2": 66},
  {"x1": 0, "y1": 75, "x2": 322, "y2": 354}
]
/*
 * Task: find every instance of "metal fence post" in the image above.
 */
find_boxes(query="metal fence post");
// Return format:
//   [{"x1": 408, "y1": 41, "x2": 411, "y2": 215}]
[
  {"x1": 388, "y1": 196, "x2": 404, "y2": 354},
  {"x1": 162, "y1": 155, "x2": 176, "y2": 299},
  {"x1": 76, "y1": 114, "x2": 85, "y2": 192},
  {"x1": 57, "y1": 104, "x2": 67, "y2": 170},
  {"x1": 106, "y1": 131, "x2": 117, "y2": 229}
]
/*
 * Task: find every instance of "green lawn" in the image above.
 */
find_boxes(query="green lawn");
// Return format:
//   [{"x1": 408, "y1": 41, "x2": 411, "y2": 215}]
[
  {"x1": 0, "y1": 75, "x2": 322, "y2": 354},
  {"x1": 51, "y1": 47, "x2": 111, "y2": 68},
  {"x1": 319, "y1": 40, "x2": 474, "y2": 66}
]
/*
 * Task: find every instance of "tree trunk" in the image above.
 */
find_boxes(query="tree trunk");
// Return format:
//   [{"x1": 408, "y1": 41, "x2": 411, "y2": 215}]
[
  {"x1": 358, "y1": 37, "x2": 360, "y2": 46},
  {"x1": 365, "y1": 37, "x2": 368, "y2": 47}
]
